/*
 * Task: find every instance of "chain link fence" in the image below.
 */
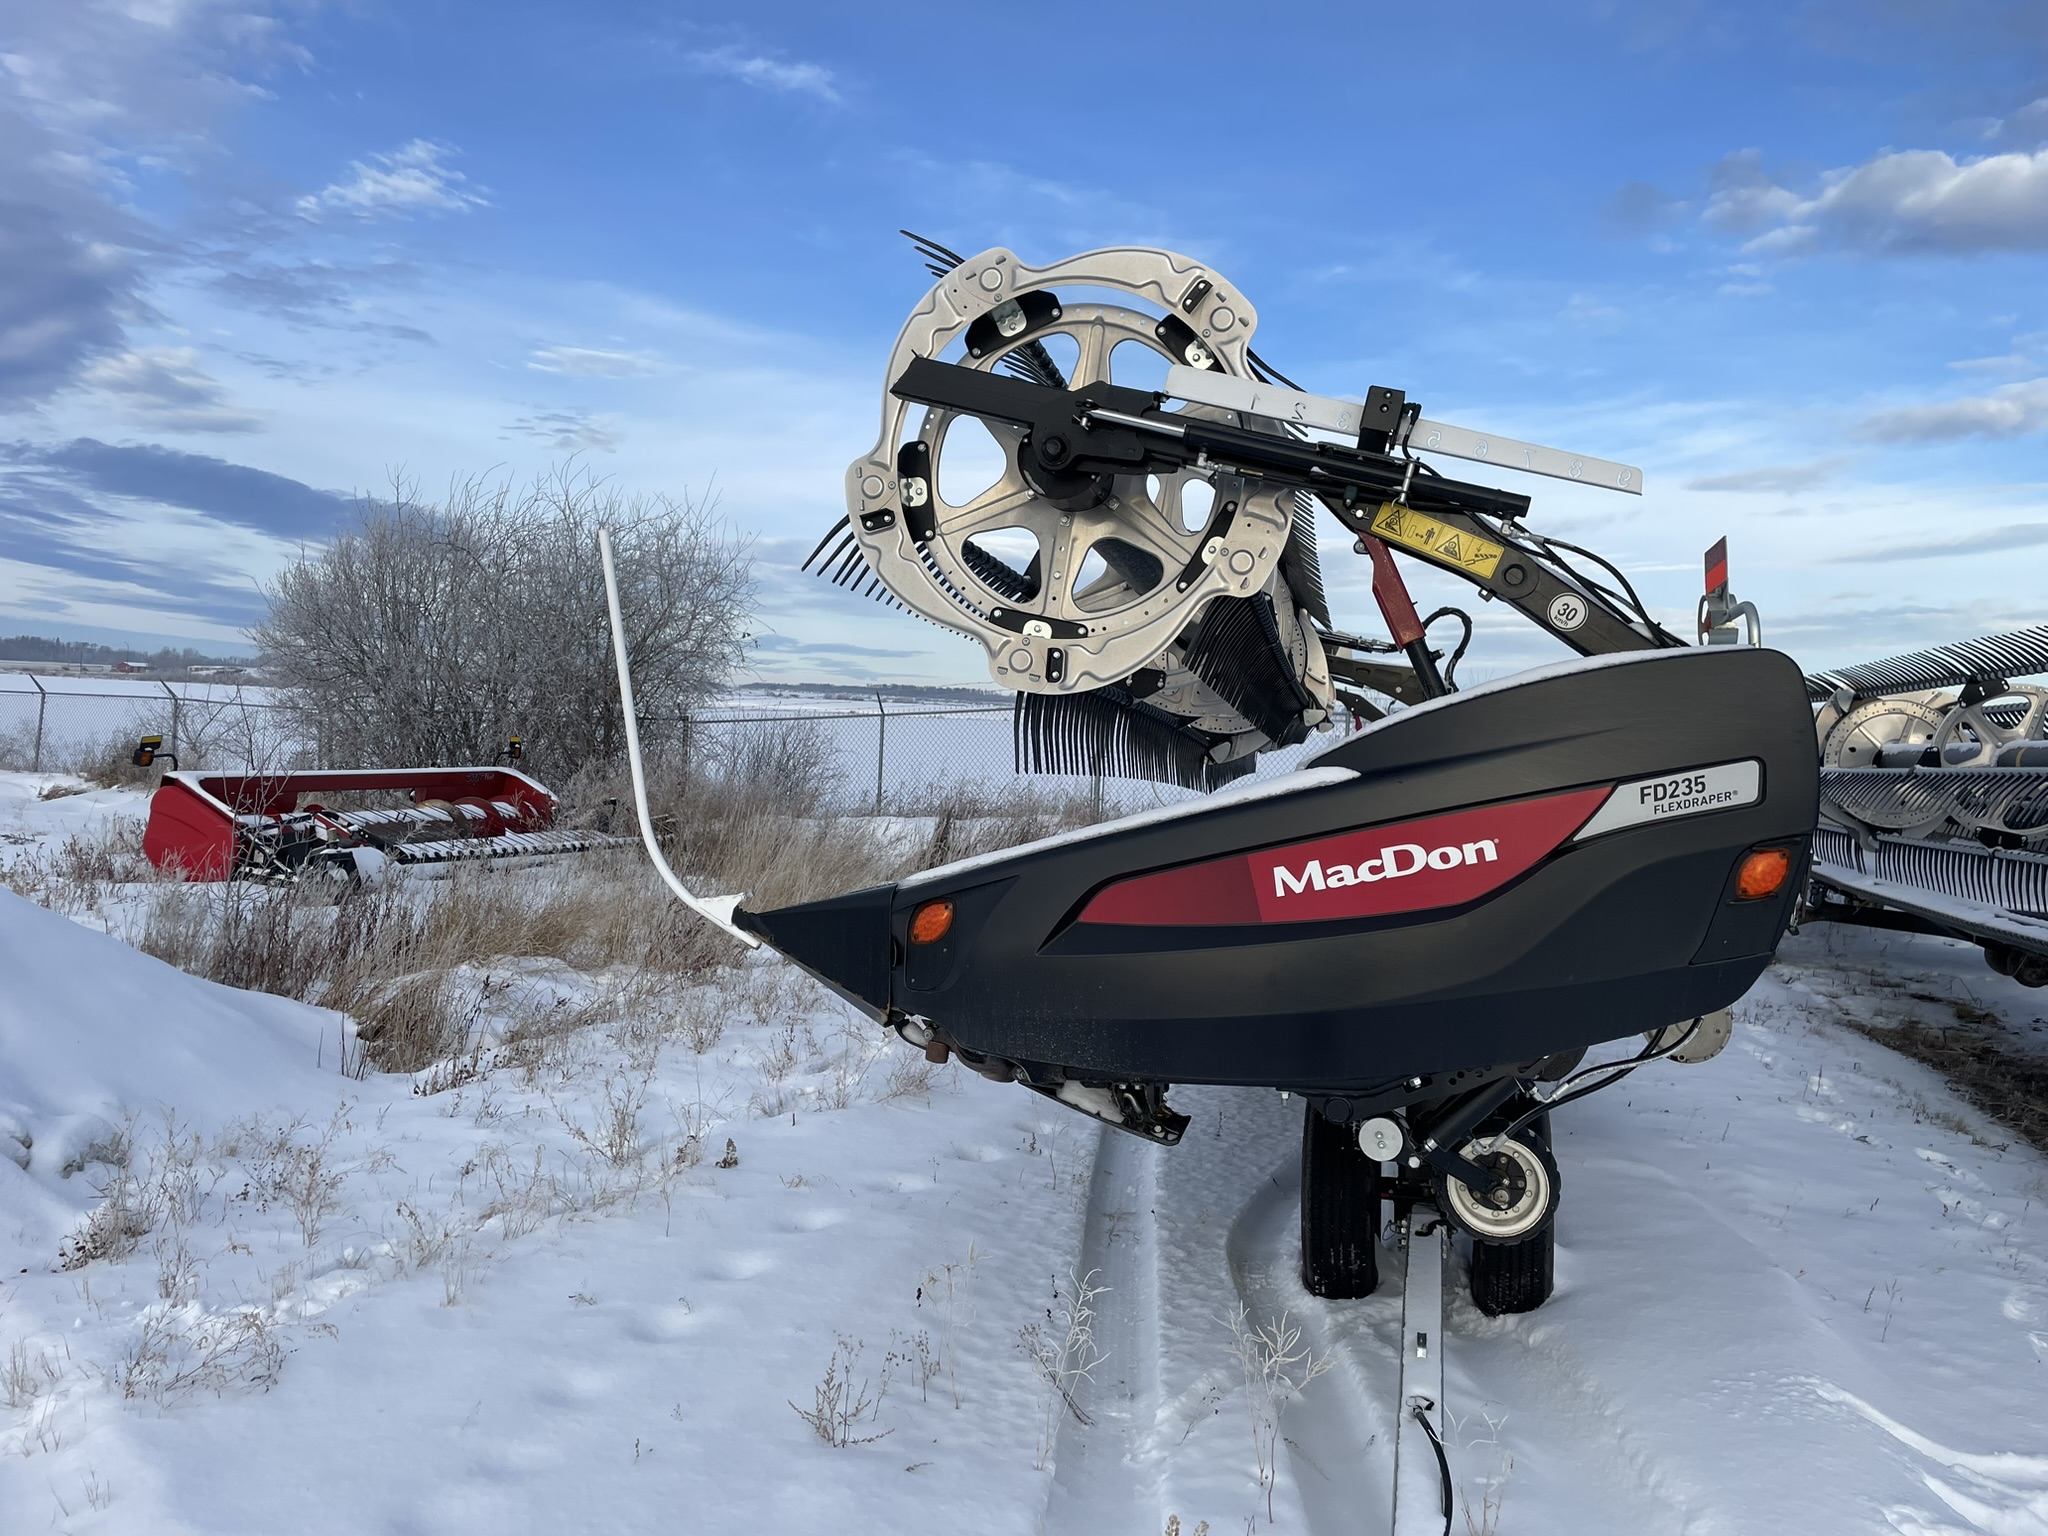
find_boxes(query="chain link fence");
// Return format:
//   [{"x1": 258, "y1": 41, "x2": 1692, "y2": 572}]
[
  {"x1": 0, "y1": 676, "x2": 309, "y2": 780},
  {"x1": 671, "y1": 702, "x2": 1358, "y2": 817},
  {"x1": 0, "y1": 675, "x2": 1356, "y2": 808}
]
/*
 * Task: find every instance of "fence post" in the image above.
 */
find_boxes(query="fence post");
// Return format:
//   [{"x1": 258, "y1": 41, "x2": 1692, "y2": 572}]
[
  {"x1": 30, "y1": 676, "x2": 45, "y2": 774},
  {"x1": 873, "y1": 691, "x2": 887, "y2": 815},
  {"x1": 162, "y1": 680, "x2": 181, "y2": 766}
]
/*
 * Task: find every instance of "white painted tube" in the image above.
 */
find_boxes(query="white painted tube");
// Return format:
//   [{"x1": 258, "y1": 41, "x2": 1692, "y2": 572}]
[{"x1": 598, "y1": 527, "x2": 759, "y2": 949}]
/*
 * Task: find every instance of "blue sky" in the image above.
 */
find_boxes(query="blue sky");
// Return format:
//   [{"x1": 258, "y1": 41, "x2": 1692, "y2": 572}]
[{"x1": 3, "y1": 1, "x2": 2046, "y2": 682}]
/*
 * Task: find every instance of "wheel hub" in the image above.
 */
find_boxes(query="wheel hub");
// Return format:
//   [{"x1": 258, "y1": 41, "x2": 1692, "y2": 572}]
[{"x1": 1440, "y1": 1133, "x2": 1556, "y2": 1243}]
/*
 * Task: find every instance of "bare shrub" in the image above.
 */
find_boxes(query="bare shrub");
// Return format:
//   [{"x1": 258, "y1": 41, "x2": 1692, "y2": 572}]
[
  {"x1": 475, "y1": 1144, "x2": 567, "y2": 1239},
  {"x1": 1021, "y1": 1268, "x2": 1108, "y2": 1469},
  {"x1": 256, "y1": 465, "x2": 752, "y2": 782},
  {"x1": 61, "y1": 1175, "x2": 155, "y2": 1271},
  {"x1": 825, "y1": 1018, "x2": 886, "y2": 1110},
  {"x1": 1228, "y1": 1305, "x2": 1331, "y2": 1523},
  {"x1": 2, "y1": 820, "x2": 161, "y2": 915},
  {"x1": 1450, "y1": 1405, "x2": 1515, "y2": 1536},
  {"x1": 442, "y1": 1240, "x2": 477, "y2": 1307},
  {"x1": 70, "y1": 723, "x2": 169, "y2": 789},
  {"x1": 0, "y1": 719, "x2": 38, "y2": 773},
  {"x1": 233, "y1": 1109, "x2": 352, "y2": 1247},
  {"x1": 555, "y1": 1072, "x2": 648, "y2": 1168},
  {"x1": 117, "y1": 1306, "x2": 286, "y2": 1403},
  {"x1": 919, "y1": 1243, "x2": 978, "y2": 1410},
  {"x1": 392, "y1": 1200, "x2": 463, "y2": 1272},
  {"x1": 790, "y1": 1335, "x2": 891, "y2": 1447},
  {"x1": 3, "y1": 1341, "x2": 59, "y2": 1410},
  {"x1": 673, "y1": 985, "x2": 728, "y2": 1055},
  {"x1": 574, "y1": 746, "x2": 911, "y2": 914},
  {"x1": 880, "y1": 1047, "x2": 943, "y2": 1102}
]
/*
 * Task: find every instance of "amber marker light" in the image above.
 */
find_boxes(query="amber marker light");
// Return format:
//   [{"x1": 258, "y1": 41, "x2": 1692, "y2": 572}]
[
  {"x1": 909, "y1": 899, "x2": 955, "y2": 945},
  {"x1": 1734, "y1": 847, "x2": 1792, "y2": 901}
]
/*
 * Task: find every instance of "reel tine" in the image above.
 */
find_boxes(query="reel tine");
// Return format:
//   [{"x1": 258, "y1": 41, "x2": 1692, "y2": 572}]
[
  {"x1": 812, "y1": 533, "x2": 857, "y2": 580},
  {"x1": 1806, "y1": 622, "x2": 2048, "y2": 702},
  {"x1": 900, "y1": 229, "x2": 969, "y2": 273},
  {"x1": 802, "y1": 517, "x2": 852, "y2": 573},
  {"x1": 998, "y1": 339, "x2": 1069, "y2": 391},
  {"x1": 1280, "y1": 493, "x2": 1329, "y2": 627},
  {"x1": 1184, "y1": 595, "x2": 1318, "y2": 747},
  {"x1": 832, "y1": 544, "x2": 869, "y2": 586},
  {"x1": 1013, "y1": 688, "x2": 1235, "y2": 792},
  {"x1": 1246, "y1": 348, "x2": 1304, "y2": 391}
]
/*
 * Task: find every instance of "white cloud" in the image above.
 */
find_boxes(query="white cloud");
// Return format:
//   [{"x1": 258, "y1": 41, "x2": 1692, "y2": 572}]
[
  {"x1": 1856, "y1": 379, "x2": 2048, "y2": 442},
  {"x1": 1687, "y1": 459, "x2": 1845, "y2": 493},
  {"x1": 0, "y1": 1, "x2": 313, "y2": 409},
  {"x1": 687, "y1": 46, "x2": 839, "y2": 103},
  {"x1": 79, "y1": 346, "x2": 260, "y2": 432},
  {"x1": 1707, "y1": 144, "x2": 2048, "y2": 255},
  {"x1": 1560, "y1": 293, "x2": 1624, "y2": 329},
  {"x1": 1983, "y1": 96, "x2": 2048, "y2": 147},
  {"x1": 527, "y1": 345, "x2": 659, "y2": 378},
  {"x1": 503, "y1": 409, "x2": 620, "y2": 452},
  {"x1": 296, "y1": 140, "x2": 488, "y2": 221}
]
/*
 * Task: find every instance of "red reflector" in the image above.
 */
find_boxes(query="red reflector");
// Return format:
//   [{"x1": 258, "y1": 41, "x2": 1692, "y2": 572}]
[
  {"x1": 909, "y1": 899, "x2": 955, "y2": 945},
  {"x1": 1735, "y1": 847, "x2": 1791, "y2": 901}
]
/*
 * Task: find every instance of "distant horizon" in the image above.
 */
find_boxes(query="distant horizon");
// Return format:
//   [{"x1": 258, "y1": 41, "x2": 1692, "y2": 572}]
[{"x1": 0, "y1": 628, "x2": 257, "y2": 664}]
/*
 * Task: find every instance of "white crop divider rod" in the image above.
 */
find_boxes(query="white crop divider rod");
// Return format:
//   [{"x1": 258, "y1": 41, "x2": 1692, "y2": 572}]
[
  {"x1": 1392, "y1": 1206, "x2": 1453, "y2": 1536},
  {"x1": 598, "y1": 528, "x2": 759, "y2": 949},
  {"x1": 873, "y1": 689, "x2": 886, "y2": 815}
]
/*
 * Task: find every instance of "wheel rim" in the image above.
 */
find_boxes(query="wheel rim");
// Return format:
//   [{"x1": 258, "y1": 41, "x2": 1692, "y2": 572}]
[{"x1": 1442, "y1": 1135, "x2": 1554, "y2": 1241}]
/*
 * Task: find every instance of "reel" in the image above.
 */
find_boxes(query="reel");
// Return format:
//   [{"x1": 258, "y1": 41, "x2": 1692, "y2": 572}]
[{"x1": 825, "y1": 243, "x2": 1335, "y2": 776}]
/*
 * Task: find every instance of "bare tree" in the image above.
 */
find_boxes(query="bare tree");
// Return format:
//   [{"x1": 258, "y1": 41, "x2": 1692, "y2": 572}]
[{"x1": 256, "y1": 467, "x2": 752, "y2": 776}]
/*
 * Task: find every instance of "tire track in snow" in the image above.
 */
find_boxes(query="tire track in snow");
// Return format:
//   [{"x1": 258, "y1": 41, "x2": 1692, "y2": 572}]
[
  {"x1": 1221, "y1": 1140, "x2": 1689, "y2": 1536},
  {"x1": 1223, "y1": 1145, "x2": 1396, "y2": 1534},
  {"x1": 1042, "y1": 1123, "x2": 1164, "y2": 1535}
]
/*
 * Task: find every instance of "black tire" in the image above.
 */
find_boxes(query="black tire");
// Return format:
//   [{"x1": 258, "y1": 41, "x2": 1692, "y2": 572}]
[
  {"x1": 1469, "y1": 1110, "x2": 1555, "y2": 1316},
  {"x1": 1470, "y1": 1224, "x2": 1554, "y2": 1315},
  {"x1": 1300, "y1": 1106, "x2": 1381, "y2": 1299}
]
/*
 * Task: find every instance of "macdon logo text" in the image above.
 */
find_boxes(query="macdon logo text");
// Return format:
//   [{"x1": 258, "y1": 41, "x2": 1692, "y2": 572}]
[{"x1": 1272, "y1": 838, "x2": 1499, "y2": 898}]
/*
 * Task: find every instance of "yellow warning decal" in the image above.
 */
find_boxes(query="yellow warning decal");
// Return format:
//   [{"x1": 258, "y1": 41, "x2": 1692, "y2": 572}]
[{"x1": 1370, "y1": 503, "x2": 1505, "y2": 579}]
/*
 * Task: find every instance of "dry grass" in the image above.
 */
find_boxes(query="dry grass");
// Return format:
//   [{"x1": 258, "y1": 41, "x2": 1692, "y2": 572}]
[
  {"x1": 17, "y1": 746, "x2": 1098, "y2": 1078},
  {"x1": 74, "y1": 727, "x2": 165, "y2": 790},
  {"x1": 1, "y1": 816, "x2": 161, "y2": 911},
  {"x1": 1831, "y1": 1003, "x2": 2048, "y2": 1154},
  {"x1": 134, "y1": 858, "x2": 715, "y2": 1073}
]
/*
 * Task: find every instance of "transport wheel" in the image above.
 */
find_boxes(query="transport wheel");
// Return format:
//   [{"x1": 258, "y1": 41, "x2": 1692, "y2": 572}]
[
  {"x1": 1468, "y1": 1112, "x2": 1555, "y2": 1316},
  {"x1": 1300, "y1": 1105, "x2": 1382, "y2": 1299}
]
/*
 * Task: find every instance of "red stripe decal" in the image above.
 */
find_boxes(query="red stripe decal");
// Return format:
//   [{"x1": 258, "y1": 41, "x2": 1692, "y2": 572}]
[{"x1": 1077, "y1": 786, "x2": 1611, "y2": 927}]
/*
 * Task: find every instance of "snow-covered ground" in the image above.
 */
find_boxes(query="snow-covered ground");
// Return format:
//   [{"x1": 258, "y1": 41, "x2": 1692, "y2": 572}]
[{"x1": 2, "y1": 773, "x2": 2045, "y2": 1535}]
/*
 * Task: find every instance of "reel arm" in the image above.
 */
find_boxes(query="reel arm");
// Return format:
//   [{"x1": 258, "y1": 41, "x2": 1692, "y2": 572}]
[{"x1": 891, "y1": 357, "x2": 1686, "y2": 662}]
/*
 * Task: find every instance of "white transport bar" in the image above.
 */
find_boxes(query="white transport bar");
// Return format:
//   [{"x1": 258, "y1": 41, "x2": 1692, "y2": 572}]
[
  {"x1": 1163, "y1": 363, "x2": 1645, "y2": 495},
  {"x1": 1393, "y1": 1207, "x2": 1453, "y2": 1535}
]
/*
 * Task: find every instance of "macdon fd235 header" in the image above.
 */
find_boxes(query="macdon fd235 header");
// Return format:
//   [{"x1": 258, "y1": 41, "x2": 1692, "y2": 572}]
[{"x1": 603, "y1": 240, "x2": 1821, "y2": 1321}]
